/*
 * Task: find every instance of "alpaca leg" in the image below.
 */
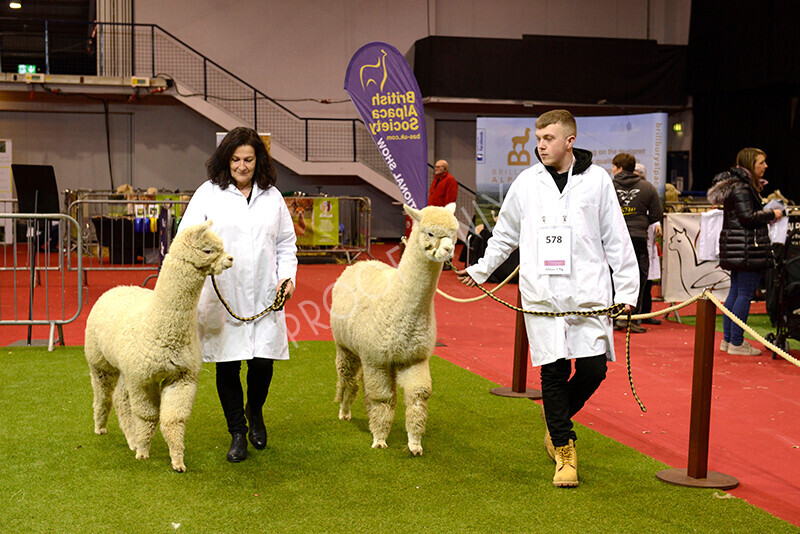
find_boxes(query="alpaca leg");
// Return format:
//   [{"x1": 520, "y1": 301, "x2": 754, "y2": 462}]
[
  {"x1": 335, "y1": 344, "x2": 361, "y2": 421},
  {"x1": 128, "y1": 382, "x2": 161, "y2": 461},
  {"x1": 112, "y1": 376, "x2": 137, "y2": 450},
  {"x1": 159, "y1": 373, "x2": 198, "y2": 473},
  {"x1": 362, "y1": 365, "x2": 397, "y2": 449},
  {"x1": 397, "y1": 359, "x2": 432, "y2": 456},
  {"x1": 88, "y1": 364, "x2": 118, "y2": 435}
]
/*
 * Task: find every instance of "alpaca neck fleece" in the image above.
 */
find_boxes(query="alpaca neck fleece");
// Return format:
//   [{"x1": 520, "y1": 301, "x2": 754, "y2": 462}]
[
  {"x1": 396, "y1": 227, "x2": 444, "y2": 314},
  {"x1": 147, "y1": 253, "x2": 206, "y2": 344}
]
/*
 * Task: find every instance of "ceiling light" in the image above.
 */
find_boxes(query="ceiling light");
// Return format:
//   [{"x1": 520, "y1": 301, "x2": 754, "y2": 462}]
[{"x1": 9, "y1": 2, "x2": 22, "y2": 8}]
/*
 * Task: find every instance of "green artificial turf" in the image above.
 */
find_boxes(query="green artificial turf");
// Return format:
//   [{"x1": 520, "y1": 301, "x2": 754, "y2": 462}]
[{"x1": 0, "y1": 341, "x2": 796, "y2": 533}]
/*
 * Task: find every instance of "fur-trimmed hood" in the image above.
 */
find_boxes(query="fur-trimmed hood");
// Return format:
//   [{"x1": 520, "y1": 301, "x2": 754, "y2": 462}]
[{"x1": 707, "y1": 167, "x2": 750, "y2": 205}]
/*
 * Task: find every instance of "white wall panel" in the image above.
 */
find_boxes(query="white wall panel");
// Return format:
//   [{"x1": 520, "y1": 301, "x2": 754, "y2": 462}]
[{"x1": 135, "y1": 0, "x2": 690, "y2": 119}]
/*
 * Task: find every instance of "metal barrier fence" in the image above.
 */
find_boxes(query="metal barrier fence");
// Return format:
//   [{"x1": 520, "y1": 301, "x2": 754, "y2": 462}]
[
  {"x1": 0, "y1": 18, "x2": 393, "y2": 181},
  {"x1": 287, "y1": 196, "x2": 373, "y2": 262},
  {"x1": 0, "y1": 213, "x2": 83, "y2": 350},
  {"x1": 65, "y1": 189, "x2": 190, "y2": 272},
  {"x1": 65, "y1": 190, "x2": 373, "y2": 267}
]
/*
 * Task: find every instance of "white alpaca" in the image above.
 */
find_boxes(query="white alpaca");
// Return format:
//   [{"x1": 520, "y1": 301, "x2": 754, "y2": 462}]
[
  {"x1": 84, "y1": 220, "x2": 233, "y2": 472},
  {"x1": 331, "y1": 203, "x2": 458, "y2": 455}
]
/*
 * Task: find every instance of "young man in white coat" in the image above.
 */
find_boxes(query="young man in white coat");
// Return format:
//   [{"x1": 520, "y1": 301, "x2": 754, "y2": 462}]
[{"x1": 456, "y1": 109, "x2": 639, "y2": 487}]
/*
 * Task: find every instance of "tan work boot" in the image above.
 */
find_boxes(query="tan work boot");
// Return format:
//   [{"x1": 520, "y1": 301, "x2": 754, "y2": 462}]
[
  {"x1": 540, "y1": 405, "x2": 555, "y2": 461},
  {"x1": 553, "y1": 439, "x2": 578, "y2": 487}
]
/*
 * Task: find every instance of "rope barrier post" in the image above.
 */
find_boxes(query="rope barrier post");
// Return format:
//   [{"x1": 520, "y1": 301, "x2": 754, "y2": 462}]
[
  {"x1": 656, "y1": 295, "x2": 738, "y2": 489},
  {"x1": 490, "y1": 290, "x2": 542, "y2": 399}
]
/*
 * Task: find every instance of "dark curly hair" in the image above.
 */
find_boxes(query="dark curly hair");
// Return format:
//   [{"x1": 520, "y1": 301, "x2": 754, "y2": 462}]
[{"x1": 206, "y1": 127, "x2": 276, "y2": 190}]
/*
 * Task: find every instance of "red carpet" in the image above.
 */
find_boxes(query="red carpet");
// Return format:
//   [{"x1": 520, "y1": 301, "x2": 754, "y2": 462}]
[{"x1": 2, "y1": 242, "x2": 799, "y2": 526}]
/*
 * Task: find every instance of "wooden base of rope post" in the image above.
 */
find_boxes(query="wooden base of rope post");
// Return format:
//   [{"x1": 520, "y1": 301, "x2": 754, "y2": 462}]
[
  {"x1": 656, "y1": 296, "x2": 738, "y2": 490},
  {"x1": 490, "y1": 290, "x2": 542, "y2": 399}
]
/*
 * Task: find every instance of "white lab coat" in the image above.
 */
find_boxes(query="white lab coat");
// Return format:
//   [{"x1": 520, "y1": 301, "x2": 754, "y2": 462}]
[
  {"x1": 178, "y1": 181, "x2": 298, "y2": 362},
  {"x1": 466, "y1": 162, "x2": 639, "y2": 366}
]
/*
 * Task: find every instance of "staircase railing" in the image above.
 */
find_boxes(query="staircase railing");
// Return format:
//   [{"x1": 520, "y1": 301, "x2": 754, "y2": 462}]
[
  {"x1": 0, "y1": 18, "x2": 392, "y2": 179},
  {"x1": 0, "y1": 18, "x2": 478, "y2": 233}
]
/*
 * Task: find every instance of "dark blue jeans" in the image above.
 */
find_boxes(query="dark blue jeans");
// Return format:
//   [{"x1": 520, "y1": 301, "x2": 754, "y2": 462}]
[{"x1": 723, "y1": 269, "x2": 762, "y2": 346}]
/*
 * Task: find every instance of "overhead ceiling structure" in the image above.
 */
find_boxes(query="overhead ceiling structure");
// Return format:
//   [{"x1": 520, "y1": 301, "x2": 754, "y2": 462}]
[{"x1": 0, "y1": 0, "x2": 94, "y2": 20}]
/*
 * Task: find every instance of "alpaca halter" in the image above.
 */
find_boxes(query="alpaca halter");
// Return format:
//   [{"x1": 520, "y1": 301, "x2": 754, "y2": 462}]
[
  {"x1": 210, "y1": 277, "x2": 291, "y2": 322},
  {"x1": 445, "y1": 259, "x2": 646, "y2": 413}
]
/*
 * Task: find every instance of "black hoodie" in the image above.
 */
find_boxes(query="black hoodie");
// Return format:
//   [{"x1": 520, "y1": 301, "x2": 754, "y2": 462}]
[
  {"x1": 537, "y1": 147, "x2": 594, "y2": 193},
  {"x1": 612, "y1": 170, "x2": 663, "y2": 239}
]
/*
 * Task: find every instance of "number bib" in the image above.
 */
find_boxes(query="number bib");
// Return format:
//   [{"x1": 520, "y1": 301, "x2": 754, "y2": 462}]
[{"x1": 537, "y1": 226, "x2": 571, "y2": 275}]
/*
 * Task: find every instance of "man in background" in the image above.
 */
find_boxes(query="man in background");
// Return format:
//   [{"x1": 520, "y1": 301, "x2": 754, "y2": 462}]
[
  {"x1": 611, "y1": 153, "x2": 663, "y2": 332},
  {"x1": 429, "y1": 160, "x2": 458, "y2": 207}
]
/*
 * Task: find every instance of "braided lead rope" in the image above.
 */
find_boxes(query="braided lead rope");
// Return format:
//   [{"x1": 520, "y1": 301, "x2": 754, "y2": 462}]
[
  {"x1": 211, "y1": 277, "x2": 291, "y2": 322},
  {"x1": 704, "y1": 290, "x2": 800, "y2": 367},
  {"x1": 456, "y1": 261, "x2": 626, "y2": 318},
  {"x1": 443, "y1": 259, "x2": 648, "y2": 410},
  {"x1": 622, "y1": 312, "x2": 646, "y2": 412}
]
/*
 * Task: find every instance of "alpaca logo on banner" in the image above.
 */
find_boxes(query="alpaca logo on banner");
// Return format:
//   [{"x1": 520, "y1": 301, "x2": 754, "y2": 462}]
[
  {"x1": 360, "y1": 49, "x2": 387, "y2": 91},
  {"x1": 345, "y1": 42, "x2": 428, "y2": 209},
  {"x1": 508, "y1": 127, "x2": 531, "y2": 166}
]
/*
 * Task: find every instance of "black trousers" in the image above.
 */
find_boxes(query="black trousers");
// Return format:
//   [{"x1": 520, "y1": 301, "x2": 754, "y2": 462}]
[
  {"x1": 216, "y1": 358, "x2": 274, "y2": 435},
  {"x1": 631, "y1": 236, "x2": 650, "y2": 316},
  {"x1": 540, "y1": 354, "x2": 607, "y2": 447}
]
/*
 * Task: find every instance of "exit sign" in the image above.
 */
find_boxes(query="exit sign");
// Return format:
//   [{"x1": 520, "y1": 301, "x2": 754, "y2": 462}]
[{"x1": 17, "y1": 64, "x2": 36, "y2": 74}]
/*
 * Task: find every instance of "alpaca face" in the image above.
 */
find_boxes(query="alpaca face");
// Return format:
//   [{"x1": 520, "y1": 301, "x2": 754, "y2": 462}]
[
  {"x1": 195, "y1": 231, "x2": 234, "y2": 275},
  {"x1": 409, "y1": 205, "x2": 458, "y2": 263},
  {"x1": 420, "y1": 226, "x2": 456, "y2": 262},
  {"x1": 175, "y1": 222, "x2": 234, "y2": 275}
]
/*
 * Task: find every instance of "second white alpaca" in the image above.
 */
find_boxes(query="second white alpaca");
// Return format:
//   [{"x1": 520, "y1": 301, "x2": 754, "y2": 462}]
[
  {"x1": 85, "y1": 220, "x2": 233, "y2": 472},
  {"x1": 331, "y1": 203, "x2": 458, "y2": 455}
]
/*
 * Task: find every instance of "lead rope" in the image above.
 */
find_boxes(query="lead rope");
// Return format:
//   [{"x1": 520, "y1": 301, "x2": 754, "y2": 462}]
[
  {"x1": 446, "y1": 259, "x2": 646, "y2": 412},
  {"x1": 211, "y1": 277, "x2": 290, "y2": 322}
]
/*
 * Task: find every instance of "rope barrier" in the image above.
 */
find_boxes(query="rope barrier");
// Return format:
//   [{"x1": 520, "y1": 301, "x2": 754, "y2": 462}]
[
  {"x1": 704, "y1": 290, "x2": 800, "y2": 367},
  {"x1": 438, "y1": 259, "x2": 800, "y2": 412},
  {"x1": 211, "y1": 277, "x2": 291, "y2": 322},
  {"x1": 435, "y1": 265, "x2": 520, "y2": 303}
]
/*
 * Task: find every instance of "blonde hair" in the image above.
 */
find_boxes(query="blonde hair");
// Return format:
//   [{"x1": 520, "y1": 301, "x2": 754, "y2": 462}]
[
  {"x1": 735, "y1": 147, "x2": 766, "y2": 192},
  {"x1": 535, "y1": 109, "x2": 577, "y2": 138}
]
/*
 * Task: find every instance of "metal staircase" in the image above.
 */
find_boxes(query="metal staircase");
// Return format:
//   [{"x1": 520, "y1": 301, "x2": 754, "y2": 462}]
[
  {"x1": 0, "y1": 19, "x2": 399, "y2": 200},
  {"x1": 0, "y1": 19, "x2": 477, "y2": 233},
  {"x1": 126, "y1": 23, "x2": 402, "y2": 201}
]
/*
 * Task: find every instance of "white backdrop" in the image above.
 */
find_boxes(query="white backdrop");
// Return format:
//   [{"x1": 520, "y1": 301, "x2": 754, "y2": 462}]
[{"x1": 475, "y1": 113, "x2": 668, "y2": 211}]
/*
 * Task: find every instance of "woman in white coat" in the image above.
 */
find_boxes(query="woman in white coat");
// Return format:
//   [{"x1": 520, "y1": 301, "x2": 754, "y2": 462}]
[
  {"x1": 456, "y1": 110, "x2": 638, "y2": 487},
  {"x1": 179, "y1": 127, "x2": 297, "y2": 462}
]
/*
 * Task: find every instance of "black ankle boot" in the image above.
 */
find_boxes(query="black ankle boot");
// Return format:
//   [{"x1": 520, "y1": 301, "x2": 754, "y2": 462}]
[
  {"x1": 227, "y1": 432, "x2": 248, "y2": 462},
  {"x1": 245, "y1": 403, "x2": 267, "y2": 450}
]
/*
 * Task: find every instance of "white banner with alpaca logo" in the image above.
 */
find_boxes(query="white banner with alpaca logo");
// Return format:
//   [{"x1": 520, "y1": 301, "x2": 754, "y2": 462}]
[
  {"x1": 475, "y1": 114, "x2": 667, "y2": 221},
  {"x1": 663, "y1": 213, "x2": 730, "y2": 302}
]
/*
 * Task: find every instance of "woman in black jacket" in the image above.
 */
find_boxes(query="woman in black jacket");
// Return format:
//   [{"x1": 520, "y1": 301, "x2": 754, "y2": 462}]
[{"x1": 707, "y1": 148, "x2": 783, "y2": 355}]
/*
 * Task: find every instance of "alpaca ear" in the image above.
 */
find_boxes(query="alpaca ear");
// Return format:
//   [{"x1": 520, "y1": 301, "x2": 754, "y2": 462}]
[
  {"x1": 403, "y1": 204, "x2": 422, "y2": 223},
  {"x1": 443, "y1": 202, "x2": 456, "y2": 214},
  {"x1": 184, "y1": 221, "x2": 209, "y2": 244},
  {"x1": 192, "y1": 219, "x2": 213, "y2": 239}
]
